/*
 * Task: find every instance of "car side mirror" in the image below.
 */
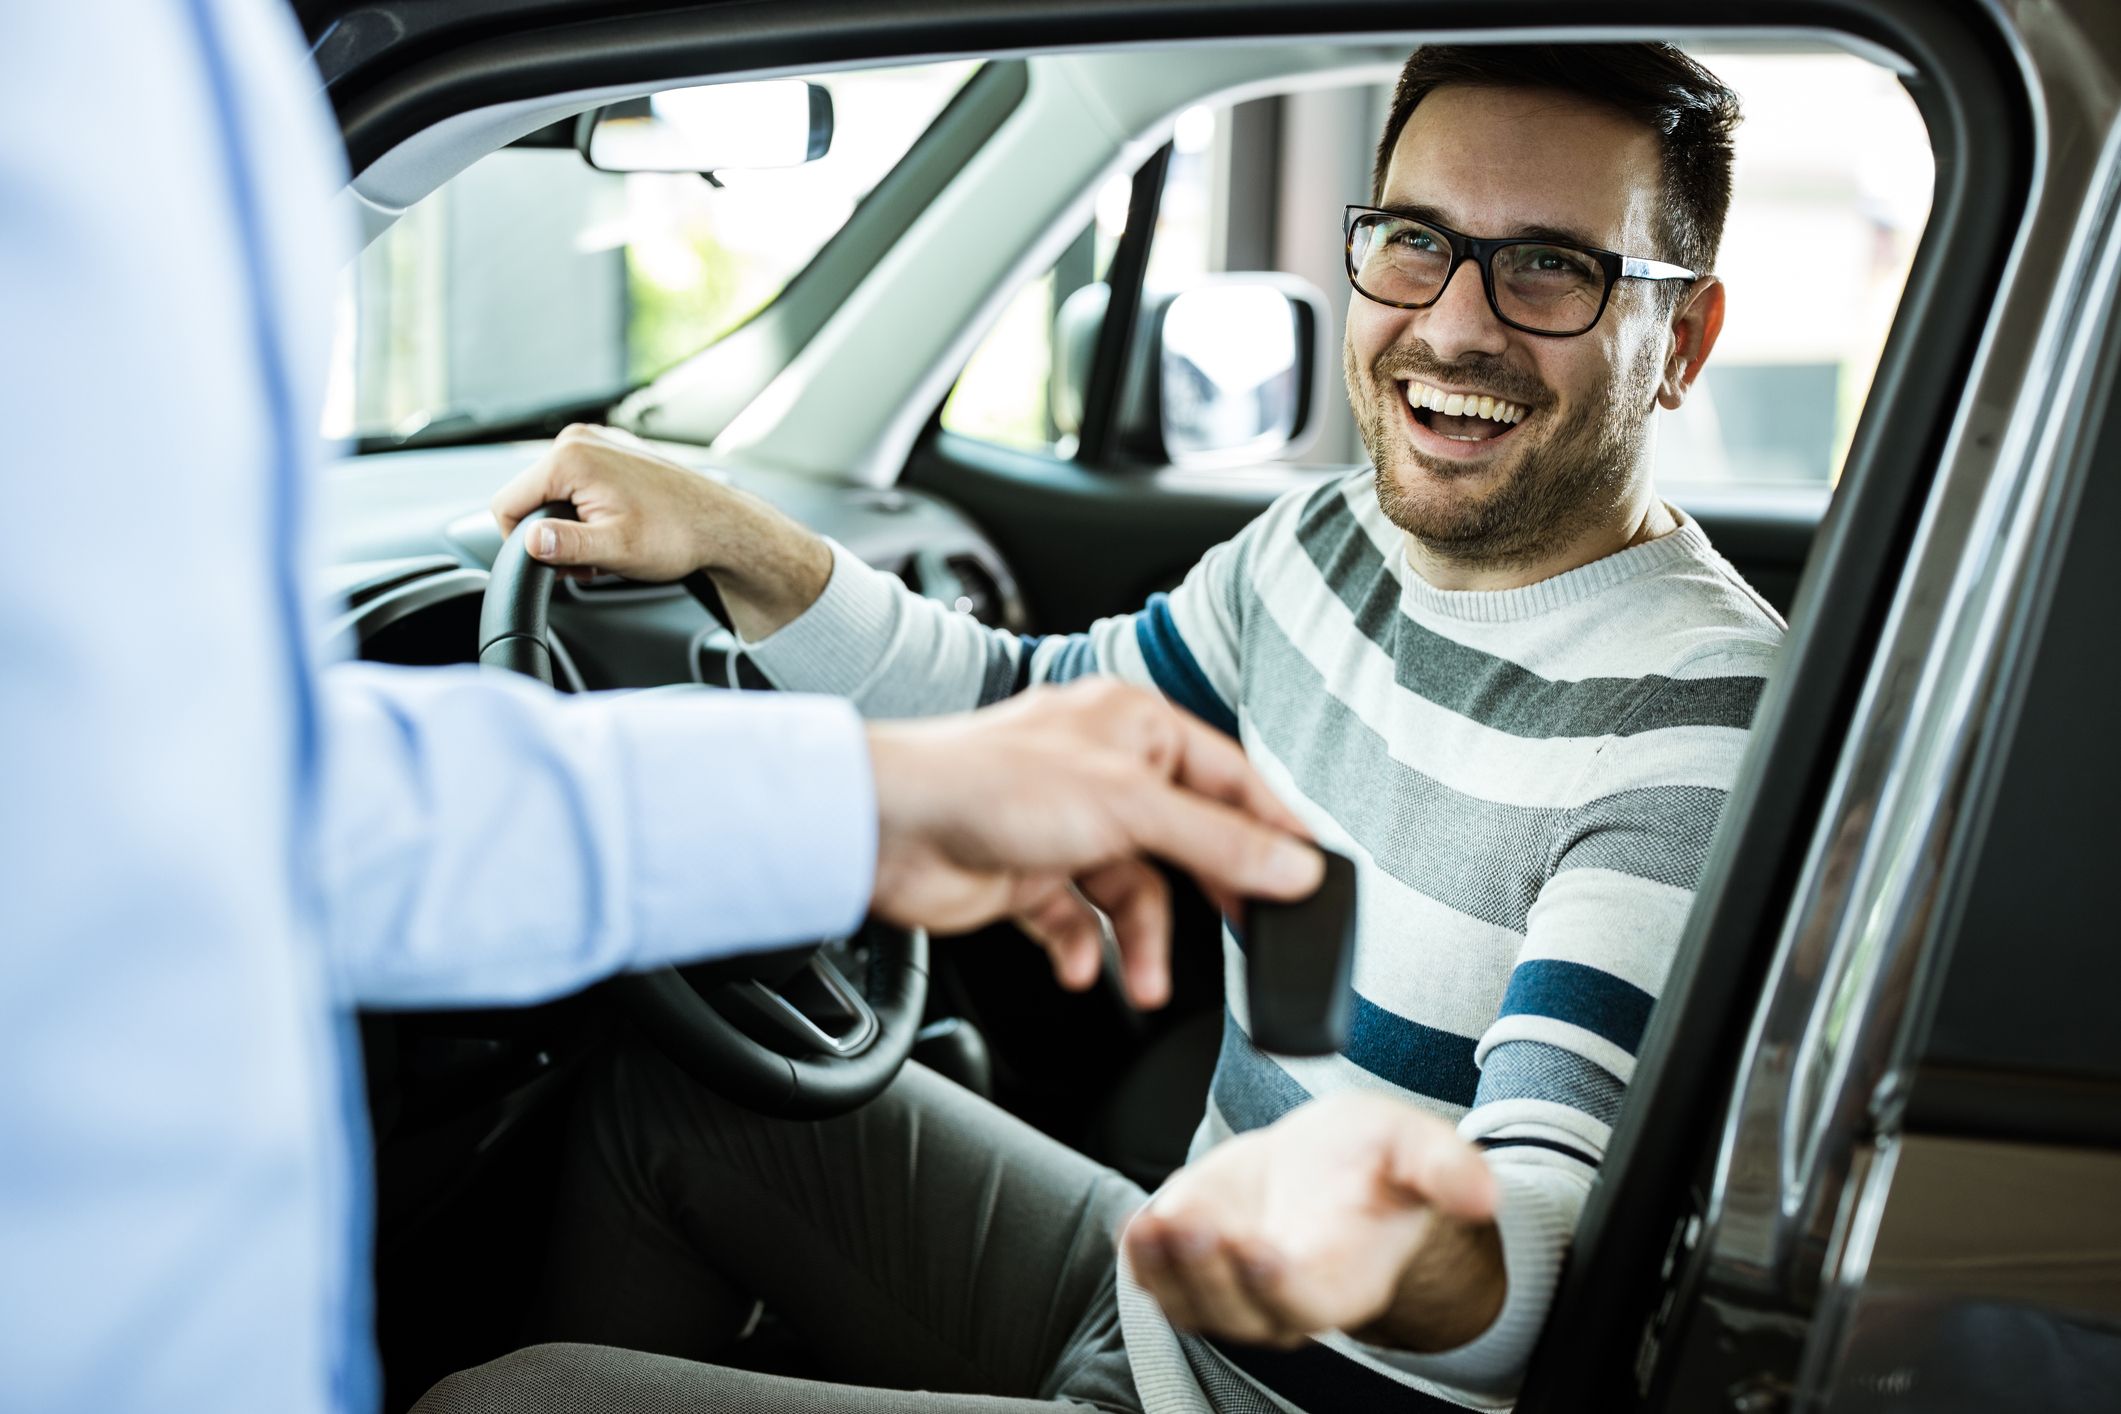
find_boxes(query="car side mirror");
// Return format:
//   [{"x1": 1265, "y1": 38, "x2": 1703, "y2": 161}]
[
  {"x1": 578, "y1": 80, "x2": 833, "y2": 176},
  {"x1": 1152, "y1": 277, "x2": 1324, "y2": 468},
  {"x1": 1049, "y1": 274, "x2": 1326, "y2": 468}
]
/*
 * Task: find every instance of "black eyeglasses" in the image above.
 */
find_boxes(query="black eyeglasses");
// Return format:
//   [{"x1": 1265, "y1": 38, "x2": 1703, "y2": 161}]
[{"x1": 1343, "y1": 205, "x2": 1697, "y2": 337}]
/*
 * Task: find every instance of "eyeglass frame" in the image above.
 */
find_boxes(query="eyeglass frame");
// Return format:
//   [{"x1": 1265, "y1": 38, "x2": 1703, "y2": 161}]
[{"x1": 1341, "y1": 204, "x2": 1699, "y2": 337}]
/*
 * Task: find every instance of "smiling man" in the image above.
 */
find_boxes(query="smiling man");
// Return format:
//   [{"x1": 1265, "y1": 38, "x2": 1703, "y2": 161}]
[{"x1": 454, "y1": 42, "x2": 1782, "y2": 1414}]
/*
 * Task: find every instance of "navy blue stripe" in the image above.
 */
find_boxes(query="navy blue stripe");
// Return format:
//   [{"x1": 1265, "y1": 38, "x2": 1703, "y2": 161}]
[
  {"x1": 1210, "y1": 1009, "x2": 1314, "y2": 1133},
  {"x1": 1344, "y1": 995, "x2": 1482, "y2": 1108},
  {"x1": 1477, "y1": 1135, "x2": 1602, "y2": 1168},
  {"x1": 1133, "y1": 593, "x2": 1240, "y2": 737},
  {"x1": 1227, "y1": 929, "x2": 1480, "y2": 1107},
  {"x1": 1047, "y1": 634, "x2": 1100, "y2": 684},
  {"x1": 1012, "y1": 633, "x2": 1101, "y2": 691},
  {"x1": 1499, "y1": 958, "x2": 1656, "y2": 1055},
  {"x1": 1207, "y1": 1336, "x2": 1475, "y2": 1413}
]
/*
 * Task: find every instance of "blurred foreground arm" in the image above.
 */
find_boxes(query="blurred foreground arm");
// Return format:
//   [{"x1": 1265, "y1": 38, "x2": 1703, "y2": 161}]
[{"x1": 320, "y1": 671, "x2": 1320, "y2": 1010}]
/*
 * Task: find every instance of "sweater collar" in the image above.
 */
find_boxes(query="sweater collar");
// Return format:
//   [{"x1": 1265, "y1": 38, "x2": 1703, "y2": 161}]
[{"x1": 1394, "y1": 507, "x2": 1711, "y2": 625}]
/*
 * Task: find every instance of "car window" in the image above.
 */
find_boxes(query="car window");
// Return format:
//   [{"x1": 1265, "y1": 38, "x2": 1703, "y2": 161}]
[
  {"x1": 326, "y1": 61, "x2": 978, "y2": 445},
  {"x1": 942, "y1": 105, "x2": 1219, "y2": 454},
  {"x1": 1661, "y1": 51, "x2": 1931, "y2": 489},
  {"x1": 939, "y1": 51, "x2": 1930, "y2": 487}
]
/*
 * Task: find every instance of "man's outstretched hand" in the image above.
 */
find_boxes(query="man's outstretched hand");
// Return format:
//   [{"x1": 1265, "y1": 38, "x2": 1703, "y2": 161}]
[
  {"x1": 866, "y1": 680, "x2": 1323, "y2": 1009},
  {"x1": 1124, "y1": 1092, "x2": 1506, "y2": 1352}
]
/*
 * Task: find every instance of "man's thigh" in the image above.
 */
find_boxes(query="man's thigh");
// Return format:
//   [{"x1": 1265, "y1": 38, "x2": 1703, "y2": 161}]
[
  {"x1": 417, "y1": 1342, "x2": 1125, "y2": 1414},
  {"x1": 542, "y1": 1046, "x2": 1144, "y2": 1408}
]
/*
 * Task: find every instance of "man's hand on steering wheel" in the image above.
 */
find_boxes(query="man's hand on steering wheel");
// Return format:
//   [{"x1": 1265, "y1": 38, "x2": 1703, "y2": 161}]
[{"x1": 868, "y1": 680, "x2": 1324, "y2": 1009}]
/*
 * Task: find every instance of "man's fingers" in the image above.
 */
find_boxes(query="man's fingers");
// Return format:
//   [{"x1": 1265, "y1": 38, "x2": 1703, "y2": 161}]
[
  {"x1": 492, "y1": 424, "x2": 625, "y2": 538},
  {"x1": 1156, "y1": 709, "x2": 1312, "y2": 839},
  {"x1": 1074, "y1": 858, "x2": 1170, "y2": 1009},
  {"x1": 1125, "y1": 1218, "x2": 1206, "y2": 1334},
  {"x1": 1113, "y1": 779, "x2": 1324, "y2": 907},
  {"x1": 491, "y1": 464, "x2": 556, "y2": 539},
  {"x1": 1012, "y1": 877, "x2": 1106, "y2": 991},
  {"x1": 1227, "y1": 1242, "x2": 1318, "y2": 1345},
  {"x1": 1385, "y1": 1124, "x2": 1500, "y2": 1223},
  {"x1": 523, "y1": 515, "x2": 619, "y2": 569},
  {"x1": 1144, "y1": 1214, "x2": 1285, "y2": 1346}
]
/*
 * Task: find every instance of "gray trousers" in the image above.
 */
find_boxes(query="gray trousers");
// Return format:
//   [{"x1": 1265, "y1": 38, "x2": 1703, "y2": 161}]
[{"x1": 414, "y1": 1046, "x2": 1148, "y2": 1413}]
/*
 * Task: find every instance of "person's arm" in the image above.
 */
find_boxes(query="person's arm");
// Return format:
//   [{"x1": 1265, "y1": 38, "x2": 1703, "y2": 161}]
[
  {"x1": 489, "y1": 425, "x2": 1258, "y2": 728},
  {"x1": 1123, "y1": 642, "x2": 1776, "y2": 1393},
  {"x1": 318, "y1": 666, "x2": 1322, "y2": 1012},
  {"x1": 316, "y1": 663, "x2": 873, "y2": 1007}
]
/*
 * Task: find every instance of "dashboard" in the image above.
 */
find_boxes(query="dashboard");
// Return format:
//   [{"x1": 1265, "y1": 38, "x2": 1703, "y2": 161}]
[{"x1": 320, "y1": 439, "x2": 1028, "y2": 689}]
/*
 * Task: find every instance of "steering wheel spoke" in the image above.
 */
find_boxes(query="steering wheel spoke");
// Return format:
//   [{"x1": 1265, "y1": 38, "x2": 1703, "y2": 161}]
[{"x1": 713, "y1": 954, "x2": 880, "y2": 1058}]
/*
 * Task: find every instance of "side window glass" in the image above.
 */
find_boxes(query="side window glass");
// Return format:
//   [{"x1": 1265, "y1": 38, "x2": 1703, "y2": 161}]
[
  {"x1": 1659, "y1": 51, "x2": 1930, "y2": 488},
  {"x1": 938, "y1": 223, "x2": 1101, "y2": 454},
  {"x1": 940, "y1": 52, "x2": 1929, "y2": 487},
  {"x1": 941, "y1": 107, "x2": 1219, "y2": 456}
]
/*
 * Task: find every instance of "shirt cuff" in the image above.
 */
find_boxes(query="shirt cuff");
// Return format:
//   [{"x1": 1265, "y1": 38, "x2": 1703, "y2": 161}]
[
  {"x1": 1338, "y1": 1162, "x2": 1576, "y2": 1398},
  {"x1": 742, "y1": 539, "x2": 901, "y2": 698},
  {"x1": 607, "y1": 687, "x2": 876, "y2": 962}
]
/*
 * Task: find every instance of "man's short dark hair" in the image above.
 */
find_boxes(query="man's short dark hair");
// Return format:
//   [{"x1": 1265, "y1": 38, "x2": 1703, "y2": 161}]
[{"x1": 1372, "y1": 43, "x2": 1742, "y2": 276}]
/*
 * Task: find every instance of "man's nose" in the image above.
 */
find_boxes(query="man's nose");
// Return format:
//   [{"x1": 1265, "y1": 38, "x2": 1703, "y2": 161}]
[{"x1": 1412, "y1": 258, "x2": 1511, "y2": 362}]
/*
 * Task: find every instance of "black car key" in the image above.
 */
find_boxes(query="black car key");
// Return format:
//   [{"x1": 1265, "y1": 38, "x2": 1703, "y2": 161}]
[{"x1": 1243, "y1": 848, "x2": 1358, "y2": 1055}]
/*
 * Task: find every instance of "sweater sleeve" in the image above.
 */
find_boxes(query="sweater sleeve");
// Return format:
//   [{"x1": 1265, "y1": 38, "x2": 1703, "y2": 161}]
[
  {"x1": 739, "y1": 488, "x2": 1286, "y2": 730},
  {"x1": 1345, "y1": 639, "x2": 1778, "y2": 1398}
]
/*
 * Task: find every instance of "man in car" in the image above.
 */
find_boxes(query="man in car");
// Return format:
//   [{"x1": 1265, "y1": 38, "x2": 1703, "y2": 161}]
[
  {"x1": 0, "y1": 3, "x2": 1333, "y2": 1412},
  {"x1": 458, "y1": 41, "x2": 1782, "y2": 1414}
]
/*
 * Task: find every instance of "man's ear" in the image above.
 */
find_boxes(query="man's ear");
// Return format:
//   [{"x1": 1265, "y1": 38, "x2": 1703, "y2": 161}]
[{"x1": 1656, "y1": 276, "x2": 1725, "y2": 411}]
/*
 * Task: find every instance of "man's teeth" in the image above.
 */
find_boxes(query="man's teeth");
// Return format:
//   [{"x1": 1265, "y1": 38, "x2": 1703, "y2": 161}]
[{"x1": 1403, "y1": 380, "x2": 1525, "y2": 425}]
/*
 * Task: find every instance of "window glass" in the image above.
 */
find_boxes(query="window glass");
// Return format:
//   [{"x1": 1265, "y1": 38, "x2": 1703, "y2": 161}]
[
  {"x1": 327, "y1": 61, "x2": 977, "y2": 444},
  {"x1": 1662, "y1": 51, "x2": 1931, "y2": 486},
  {"x1": 941, "y1": 105, "x2": 1220, "y2": 453},
  {"x1": 936, "y1": 51, "x2": 1929, "y2": 488}
]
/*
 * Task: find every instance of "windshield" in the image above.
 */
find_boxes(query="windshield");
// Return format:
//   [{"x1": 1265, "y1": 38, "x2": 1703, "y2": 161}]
[{"x1": 325, "y1": 60, "x2": 979, "y2": 445}]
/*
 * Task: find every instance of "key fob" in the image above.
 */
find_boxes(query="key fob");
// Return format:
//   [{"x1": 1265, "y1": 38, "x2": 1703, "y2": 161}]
[{"x1": 1243, "y1": 848, "x2": 1357, "y2": 1056}]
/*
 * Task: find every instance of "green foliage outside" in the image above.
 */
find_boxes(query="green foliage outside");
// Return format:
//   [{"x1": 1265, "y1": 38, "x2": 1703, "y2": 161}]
[{"x1": 625, "y1": 229, "x2": 780, "y2": 384}]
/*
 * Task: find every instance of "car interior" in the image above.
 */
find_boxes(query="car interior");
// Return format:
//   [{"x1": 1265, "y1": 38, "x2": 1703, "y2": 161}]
[{"x1": 293, "y1": 0, "x2": 2104, "y2": 1407}]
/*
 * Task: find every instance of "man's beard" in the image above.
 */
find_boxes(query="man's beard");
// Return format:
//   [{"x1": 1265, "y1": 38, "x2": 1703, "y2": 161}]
[{"x1": 1349, "y1": 339, "x2": 1656, "y2": 570}]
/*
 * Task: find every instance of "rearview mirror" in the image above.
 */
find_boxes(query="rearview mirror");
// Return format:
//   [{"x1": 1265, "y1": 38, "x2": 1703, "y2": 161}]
[{"x1": 579, "y1": 80, "x2": 833, "y2": 175}]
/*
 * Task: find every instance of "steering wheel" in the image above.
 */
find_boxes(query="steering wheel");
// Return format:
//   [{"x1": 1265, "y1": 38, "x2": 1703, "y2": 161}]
[{"x1": 479, "y1": 502, "x2": 928, "y2": 1119}]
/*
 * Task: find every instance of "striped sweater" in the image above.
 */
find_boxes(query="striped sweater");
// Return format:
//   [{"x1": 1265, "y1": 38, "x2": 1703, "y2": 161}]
[{"x1": 745, "y1": 468, "x2": 1784, "y2": 1412}]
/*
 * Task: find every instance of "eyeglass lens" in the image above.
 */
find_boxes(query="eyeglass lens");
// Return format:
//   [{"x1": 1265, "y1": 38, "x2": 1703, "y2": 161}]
[{"x1": 1348, "y1": 213, "x2": 1609, "y2": 335}]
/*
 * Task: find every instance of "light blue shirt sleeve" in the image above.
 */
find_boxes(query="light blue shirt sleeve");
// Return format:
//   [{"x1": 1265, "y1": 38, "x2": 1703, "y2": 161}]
[
  {"x1": 318, "y1": 665, "x2": 876, "y2": 1008},
  {"x1": 0, "y1": 0, "x2": 881, "y2": 1410}
]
